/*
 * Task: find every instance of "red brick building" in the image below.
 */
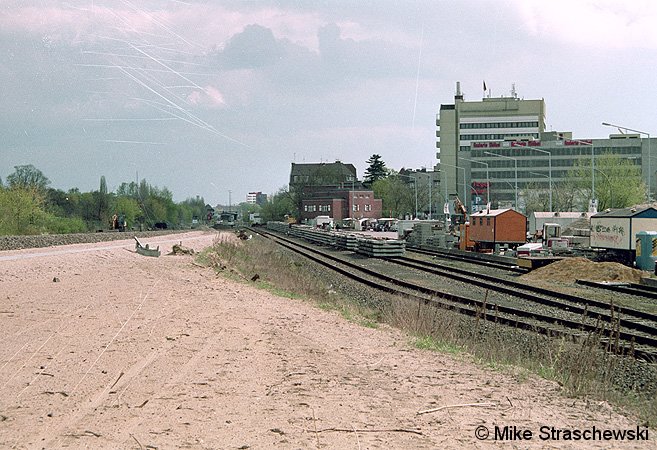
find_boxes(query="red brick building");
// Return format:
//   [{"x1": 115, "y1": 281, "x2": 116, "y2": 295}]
[{"x1": 299, "y1": 186, "x2": 382, "y2": 222}]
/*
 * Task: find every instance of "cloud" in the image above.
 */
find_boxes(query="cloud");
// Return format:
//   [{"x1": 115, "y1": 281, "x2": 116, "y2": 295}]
[
  {"x1": 514, "y1": 0, "x2": 657, "y2": 49},
  {"x1": 210, "y1": 20, "x2": 418, "y2": 98},
  {"x1": 218, "y1": 24, "x2": 284, "y2": 69},
  {"x1": 1, "y1": 0, "x2": 654, "y2": 206},
  {"x1": 187, "y1": 86, "x2": 226, "y2": 107}
]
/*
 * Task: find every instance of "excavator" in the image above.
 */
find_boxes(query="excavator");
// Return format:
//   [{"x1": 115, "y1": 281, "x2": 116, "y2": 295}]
[
  {"x1": 451, "y1": 196, "x2": 467, "y2": 228},
  {"x1": 448, "y1": 196, "x2": 473, "y2": 250}
]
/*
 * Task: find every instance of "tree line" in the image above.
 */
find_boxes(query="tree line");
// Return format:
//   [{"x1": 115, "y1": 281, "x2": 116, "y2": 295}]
[{"x1": 0, "y1": 165, "x2": 208, "y2": 235}]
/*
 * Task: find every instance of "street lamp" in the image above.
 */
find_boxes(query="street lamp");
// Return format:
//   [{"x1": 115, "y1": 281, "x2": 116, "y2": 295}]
[
  {"x1": 484, "y1": 151, "x2": 518, "y2": 209},
  {"x1": 439, "y1": 162, "x2": 467, "y2": 212},
  {"x1": 396, "y1": 173, "x2": 418, "y2": 219},
  {"x1": 493, "y1": 180, "x2": 516, "y2": 209},
  {"x1": 526, "y1": 147, "x2": 552, "y2": 212},
  {"x1": 459, "y1": 157, "x2": 490, "y2": 208},
  {"x1": 529, "y1": 172, "x2": 552, "y2": 211},
  {"x1": 602, "y1": 122, "x2": 651, "y2": 202},
  {"x1": 594, "y1": 168, "x2": 613, "y2": 209},
  {"x1": 428, "y1": 172, "x2": 435, "y2": 220},
  {"x1": 557, "y1": 138, "x2": 596, "y2": 210}
]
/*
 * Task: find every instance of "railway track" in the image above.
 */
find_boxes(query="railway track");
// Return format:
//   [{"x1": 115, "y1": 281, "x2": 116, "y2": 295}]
[
  {"x1": 407, "y1": 246, "x2": 528, "y2": 274},
  {"x1": 390, "y1": 255, "x2": 657, "y2": 337},
  {"x1": 253, "y1": 228, "x2": 657, "y2": 361},
  {"x1": 575, "y1": 279, "x2": 657, "y2": 301}
]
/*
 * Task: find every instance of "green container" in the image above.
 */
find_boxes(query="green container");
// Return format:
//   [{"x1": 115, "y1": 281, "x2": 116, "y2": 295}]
[{"x1": 635, "y1": 231, "x2": 657, "y2": 271}]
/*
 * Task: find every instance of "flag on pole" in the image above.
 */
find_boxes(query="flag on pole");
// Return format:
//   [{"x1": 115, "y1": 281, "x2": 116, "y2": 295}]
[{"x1": 483, "y1": 80, "x2": 487, "y2": 92}]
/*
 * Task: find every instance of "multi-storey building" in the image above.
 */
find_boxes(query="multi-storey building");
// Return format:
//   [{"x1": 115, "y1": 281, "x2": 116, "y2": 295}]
[
  {"x1": 246, "y1": 191, "x2": 267, "y2": 205},
  {"x1": 289, "y1": 162, "x2": 383, "y2": 223},
  {"x1": 465, "y1": 132, "x2": 653, "y2": 212},
  {"x1": 289, "y1": 162, "x2": 357, "y2": 190},
  {"x1": 299, "y1": 185, "x2": 382, "y2": 222},
  {"x1": 436, "y1": 82, "x2": 654, "y2": 212},
  {"x1": 436, "y1": 82, "x2": 546, "y2": 206},
  {"x1": 398, "y1": 168, "x2": 442, "y2": 218}
]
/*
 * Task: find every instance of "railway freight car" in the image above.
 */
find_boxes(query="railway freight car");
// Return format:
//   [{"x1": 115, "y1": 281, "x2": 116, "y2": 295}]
[
  {"x1": 469, "y1": 208, "x2": 527, "y2": 252},
  {"x1": 590, "y1": 206, "x2": 657, "y2": 265}
]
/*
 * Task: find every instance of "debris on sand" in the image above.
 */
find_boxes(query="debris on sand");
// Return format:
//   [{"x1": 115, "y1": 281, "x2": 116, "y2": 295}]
[
  {"x1": 236, "y1": 229, "x2": 251, "y2": 241},
  {"x1": 169, "y1": 242, "x2": 195, "y2": 256}
]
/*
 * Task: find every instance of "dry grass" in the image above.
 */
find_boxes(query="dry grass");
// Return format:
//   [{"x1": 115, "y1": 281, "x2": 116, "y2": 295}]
[
  {"x1": 200, "y1": 231, "x2": 657, "y2": 426},
  {"x1": 198, "y1": 232, "x2": 380, "y2": 326}
]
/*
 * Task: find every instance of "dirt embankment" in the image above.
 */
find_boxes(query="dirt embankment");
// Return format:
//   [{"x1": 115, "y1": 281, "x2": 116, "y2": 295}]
[{"x1": 0, "y1": 232, "x2": 651, "y2": 449}]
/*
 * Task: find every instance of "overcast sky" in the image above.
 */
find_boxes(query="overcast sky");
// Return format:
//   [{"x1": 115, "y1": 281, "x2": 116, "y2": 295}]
[{"x1": 1, "y1": 0, "x2": 656, "y2": 205}]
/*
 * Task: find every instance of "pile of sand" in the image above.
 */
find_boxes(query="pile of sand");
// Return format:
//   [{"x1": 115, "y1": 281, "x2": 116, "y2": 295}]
[{"x1": 521, "y1": 257, "x2": 648, "y2": 284}]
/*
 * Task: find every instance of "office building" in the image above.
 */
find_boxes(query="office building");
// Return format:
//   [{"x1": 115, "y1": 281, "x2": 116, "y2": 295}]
[{"x1": 436, "y1": 82, "x2": 546, "y2": 206}]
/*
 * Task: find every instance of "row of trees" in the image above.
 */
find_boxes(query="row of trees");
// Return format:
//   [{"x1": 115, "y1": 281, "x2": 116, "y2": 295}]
[
  {"x1": 522, "y1": 154, "x2": 646, "y2": 214},
  {"x1": 260, "y1": 153, "x2": 647, "y2": 223},
  {"x1": 0, "y1": 165, "x2": 209, "y2": 235}
]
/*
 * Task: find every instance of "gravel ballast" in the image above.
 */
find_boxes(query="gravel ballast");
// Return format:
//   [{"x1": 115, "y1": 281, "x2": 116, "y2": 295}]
[{"x1": 0, "y1": 229, "x2": 193, "y2": 251}]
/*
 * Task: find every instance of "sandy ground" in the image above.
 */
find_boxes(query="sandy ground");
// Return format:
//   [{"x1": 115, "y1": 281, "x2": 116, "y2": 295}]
[{"x1": 0, "y1": 230, "x2": 653, "y2": 449}]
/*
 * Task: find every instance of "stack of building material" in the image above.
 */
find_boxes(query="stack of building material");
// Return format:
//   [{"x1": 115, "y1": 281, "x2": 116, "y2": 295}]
[
  {"x1": 293, "y1": 227, "x2": 336, "y2": 246},
  {"x1": 334, "y1": 233, "x2": 359, "y2": 251},
  {"x1": 287, "y1": 225, "x2": 310, "y2": 238},
  {"x1": 562, "y1": 217, "x2": 591, "y2": 235},
  {"x1": 405, "y1": 222, "x2": 446, "y2": 248},
  {"x1": 356, "y1": 238, "x2": 405, "y2": 257},
  {"x1": 423, "y1": 233, "x2": 456, "y2": 250},
  {"x1": 266, "y1": 221, "x2": 290, "y2": 233},
  {"x1": 310, "y1": 229, "x2": 337, "y2": 246},
  {"x1": 562, "y1": 217, "x2": 591, "y2": 247}
]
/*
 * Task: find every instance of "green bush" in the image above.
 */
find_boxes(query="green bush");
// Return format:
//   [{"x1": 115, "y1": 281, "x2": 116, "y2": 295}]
[{"x1": 42, "y1": 214, "x2": 89, "y2": 234}]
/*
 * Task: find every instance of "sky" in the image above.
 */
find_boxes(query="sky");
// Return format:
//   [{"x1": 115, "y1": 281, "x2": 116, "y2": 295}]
[{"x1": 1, "y1": 0, "x2": 656, "y2": 206}]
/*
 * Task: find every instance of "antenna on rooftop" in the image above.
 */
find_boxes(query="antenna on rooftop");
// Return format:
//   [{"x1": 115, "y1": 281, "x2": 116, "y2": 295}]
[{"x1": 511, "y1": 83, "x2": 517, "y2": 99}]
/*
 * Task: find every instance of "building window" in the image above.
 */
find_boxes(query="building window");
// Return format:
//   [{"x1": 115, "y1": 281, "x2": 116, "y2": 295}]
[
  {"x1": 479, "y1": 218, "x2": 483, "y2": 225},
  {"x1": 486, "y1": 218, "x2": 490, "y2": 226},
  {"x1": 353, "y1": 204, "x2": 359, "y2": 212},
  {"x1": 365, "y1": 204, "x2": 371, "y2": 212}
]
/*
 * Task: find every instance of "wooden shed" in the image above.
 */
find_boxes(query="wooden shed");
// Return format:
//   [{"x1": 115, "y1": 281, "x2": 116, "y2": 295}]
[{"x1": 469, "y1": 208, "x2": 527, "y2": 250}]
